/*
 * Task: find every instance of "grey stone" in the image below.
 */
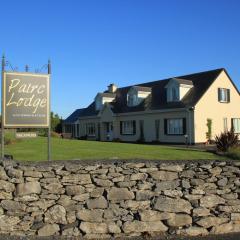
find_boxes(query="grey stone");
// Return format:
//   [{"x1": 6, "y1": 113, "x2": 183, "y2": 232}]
[
  {"x1": 121, "y1": 200, "x2": 150, "y2": 210},
  {"x1": 140, "y1": 210, "x2": 174, "y2": 221},
  {"x1": 154, "y1": 196, "x2": 192, "y2": 214},
  {"x1": 1, "y1": 200, "x2": 26, "y2": 212},
  {"x1": 167, "y1": 214, "x2": 192, "y2": 227},
  {"x1": 16, "y1": 182, "x2": 41, "y2": 196},
  {"x1": 80, "y1": 222, "x2": 108, "y2": 234},
  {"x1": 44, "y1": 204, "x2": 67, "y2": 224},
  {"x1": 62, "y1": 227, "x2": 81, "y2": 236},
  {"x1": 159, "y1": 164, "x2": 184, "y2": 172},
  {"x1": 65, "y1": 185, "x2": 85, "y2": 195},
  {"x1": 122, "y1": 220, "x2": 168, "y2": 233},
  {"x1": 0, "y1": 215, "x2": 21, "y2": 231},
  {"x1": 108, "y1": 222, "x2": 121, "y2": 233},
  {"x1": 72, "y1": 193, "x2": 89, "y2": 201},
  {"x1": 90, "y1": 188, "x2": 104, "y2": 198},
  {"x1": 209, "y1": 167, "x2": 222, "y2": 176},
  {"x1": 231, "y1": 213, "x2": 240, "y2": 221},
  {"x1": 0, "y1": 191, "x2": 12, "y2": 200},
  {"x1": 217, "y1": 177, "x2": 228, "y2": 186},
  {"x1": 193, "y1": 207, "x2": 211, "y2": 217},
  {"x1": 77, "y1": 209, "x2": 103, "y2": 222},
  {"x1": 0, "y1": 167, "x2": 8, "y2": 180},
  {"x1": 108, "y1": 187, "x2": 134, "y2": 201},
  {"x1": 62, "y1": 174, "x2": 92, "y2": 184},
  {"x1": 136, "y1": 190, "x2": 154, "y2": 200},
  {"x1": 42, "y1": 183, "x2": 65, "y2": 194},
  {"x1": 200, "y1": 194, "x2": 225, "y2": 208},
  {"x1": 24, "y1": 170, "x2": 42, "y2": 178},
  {"x1": 0, "y1": 180, "x2": 15, "y2": 192},
  {"x1": 93, "y1": 178, "x2": 113, "y2": 187},
  {"x1": 38, "y1": 224, "x2": 60, "y2": 236},
  {"x1": 155, "y1": 180, "x2": 180, "y2": 191},
  {"x1": 150, "y1": 171, "x2": 178, "y2": 181},
  {"x1": 196, "y1": 216, "x2": 229, "y2": 228},
  {"x1": 178, "y1": 227, "x2": 208, "y2": 236},
  {"x1": 7, "y1": 168, "x2": 23, "y2": 178},
  {"x1": 87, "y1": 196, "x2": 108, "y2": 209},
  {"x1": 163, "y1": 190, "x2": 183, "y2": 198},
  {"x1": 191, "y1": 179, "x2": 205, "y2": 186},
  {"x1": 130, "y1": 173, "x2": 147, "y2": 181}
]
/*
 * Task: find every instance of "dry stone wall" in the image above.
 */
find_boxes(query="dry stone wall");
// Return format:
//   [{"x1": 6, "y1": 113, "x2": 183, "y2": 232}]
[{"x1": 0, "y1": 160, "x2": 240, "y2": 238}]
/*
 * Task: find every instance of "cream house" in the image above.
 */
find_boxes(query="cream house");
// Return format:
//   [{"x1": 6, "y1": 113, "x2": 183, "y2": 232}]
[{"x1": 63, "y1": 68, "x2": 240, "y2": 144}]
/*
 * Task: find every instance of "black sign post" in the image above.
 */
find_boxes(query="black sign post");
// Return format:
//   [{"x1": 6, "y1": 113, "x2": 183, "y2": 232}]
[{"x1": 1, "y1": 55, "x2": 51, "y2": 161}]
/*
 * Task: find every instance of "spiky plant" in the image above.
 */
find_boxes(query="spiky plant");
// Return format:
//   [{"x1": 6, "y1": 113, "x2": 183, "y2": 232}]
[{"x1": 215, "y1": 129, "x2": 239, "y2": 152}]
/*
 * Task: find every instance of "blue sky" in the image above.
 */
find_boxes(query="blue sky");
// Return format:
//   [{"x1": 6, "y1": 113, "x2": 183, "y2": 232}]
[{"x1": 1, "y1": 0, "x2": 240, "y2": 118}]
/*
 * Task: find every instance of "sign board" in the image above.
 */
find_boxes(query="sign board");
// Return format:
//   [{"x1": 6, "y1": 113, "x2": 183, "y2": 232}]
[
  {"x1": 16, "y1": 132, "x2": 38, "y2": 138},
  {"x1": 3, "y1": 72, "x2": 50, "y2": 128}
]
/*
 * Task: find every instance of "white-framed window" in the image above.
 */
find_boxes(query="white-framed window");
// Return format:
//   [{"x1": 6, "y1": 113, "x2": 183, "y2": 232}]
[
  {"x1": 127, "y1": 93, "x2": 138, "y2": 107},
  {"x1": 218, "y1": 88, "x2": 230, "y2": 102},
  {"x1": 232, "y1": 118, "x2": 240, "y2": 133},
  {"x1": 121, "y1": 120, "x2": 135, "y2": 135},
  {"x1": 167, "y1": 118, "x2": 183, "y2": 135},
  {"x1": 86, "y1": 123, "x2": 96, "y2": 136}
]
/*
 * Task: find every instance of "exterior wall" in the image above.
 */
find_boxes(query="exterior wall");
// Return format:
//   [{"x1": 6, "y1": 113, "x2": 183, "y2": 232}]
[
  {"x1": 75, "y1": 108, "x2": 194, "y2": 144},
  {"x1": 115, "y1": 110, "x2": 193, "y2": 143},
  {"x1": 194, "y1": 71, "x2": 240, "y2": 143}
]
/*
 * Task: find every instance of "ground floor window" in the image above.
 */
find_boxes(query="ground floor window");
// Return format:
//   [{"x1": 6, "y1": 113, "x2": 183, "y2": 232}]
[
  {"x1": 120, "y1": 120, "x2": 136, "y2": 135},
  {"x1": 165, "y1": 118, "x2": 185, "y2": 135},
  {"x1": 86, "y1": 123, "x2": 96, "y2": 136},
  {"x1": 232, "y1": 118, "x2": 240, "y2": 133}
]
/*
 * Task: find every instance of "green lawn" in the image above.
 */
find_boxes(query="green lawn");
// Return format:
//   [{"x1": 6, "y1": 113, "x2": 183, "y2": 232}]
[{"x1": 4, "y1": 137, "x2": 225, "y2": 161}]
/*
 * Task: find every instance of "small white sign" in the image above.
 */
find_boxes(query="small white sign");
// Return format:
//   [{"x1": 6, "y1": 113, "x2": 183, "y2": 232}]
[{"x1": 16, "y1": 132, "x2": 38, "y2": 138}]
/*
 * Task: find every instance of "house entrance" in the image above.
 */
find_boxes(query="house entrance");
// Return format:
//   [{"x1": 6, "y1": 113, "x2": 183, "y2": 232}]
[{"x1": 104, "y1": 122, "x2": 113, "y2": 141}]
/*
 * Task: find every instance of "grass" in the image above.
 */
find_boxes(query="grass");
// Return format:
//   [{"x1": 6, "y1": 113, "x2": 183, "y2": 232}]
[{"x1": 4, "y1": 137, "x2": 227, "y2": 162}]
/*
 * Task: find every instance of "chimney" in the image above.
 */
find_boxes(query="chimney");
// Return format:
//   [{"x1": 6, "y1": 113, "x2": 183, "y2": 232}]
[{"x1": 108, "y1": 83, "x2": 117, "y2": 93}]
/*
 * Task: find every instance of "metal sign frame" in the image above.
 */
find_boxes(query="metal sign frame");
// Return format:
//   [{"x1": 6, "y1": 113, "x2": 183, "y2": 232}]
[{"x1": 1, "y1": 55, "x2": 51, "y2": 161}]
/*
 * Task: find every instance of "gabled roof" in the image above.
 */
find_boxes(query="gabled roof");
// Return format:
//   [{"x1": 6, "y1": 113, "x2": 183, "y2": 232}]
[
  {"x1": 64, "y1": 108, "x2": 86, "y2": 124},
  {"x1": 173, "y1": 78, "x2": 193, "y2": 86},
  {"x1": 66, "y1": 68, "x2": 237, "y2": 119},
  {"x1": 132, "y1": 86, "x2": 152, "y2": 92},
  {"x1": 96, "y1": 92, "x2": 116, "y2": 98}
]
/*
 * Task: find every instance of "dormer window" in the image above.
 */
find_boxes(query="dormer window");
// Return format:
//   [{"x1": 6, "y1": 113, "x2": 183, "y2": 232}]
[
  {"x1": 95, "y1": 92, "x2": 116, "y2": 111},
  {"x1": 171, "y1": 87, "x2": 179, "y2": 101},
  {"x1": 127, "y1": 86, "x2": 151, "y2": 107},
  {"x1": 165, "y1": 78, "x2": 193, "y2": 102}
]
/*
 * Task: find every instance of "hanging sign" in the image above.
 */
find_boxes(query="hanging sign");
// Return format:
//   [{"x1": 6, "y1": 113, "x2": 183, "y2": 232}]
[{"x1": 3, "y1": 72, "x2": 50, "y2": 128}]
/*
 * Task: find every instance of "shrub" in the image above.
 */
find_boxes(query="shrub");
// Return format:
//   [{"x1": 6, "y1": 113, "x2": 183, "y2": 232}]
[
  {"x1": 206, "y1": 119, "x2": 213, "y2": 142},
  {"x1": 215, "y1": 129, "x2": 239, "y2": 152},
  {"x1": 1, "y1": 130, "x2": 21, "y2": 145},
  {"x1": 51, "y1": 131, "x2": 61, "y2": 138},
  {"x1": 226, "y1": 147, "x2": 240, "y2": 160}
]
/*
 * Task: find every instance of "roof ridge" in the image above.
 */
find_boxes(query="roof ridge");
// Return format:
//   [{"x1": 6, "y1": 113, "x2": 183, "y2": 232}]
[{"x1": 116, "y1": 68, "x2": 224, "y2": 90}]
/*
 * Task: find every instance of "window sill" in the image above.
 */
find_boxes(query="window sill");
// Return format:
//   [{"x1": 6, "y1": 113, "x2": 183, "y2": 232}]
[
  {"x1": 219, "y1": 101, "x2": 230, "y2": 103},
  {"x1": 165, "y1": 133, "x2": 184, "y2": 136},
  {"x1": 121, "y1": 133, "x2": 135, "y2": 136}
]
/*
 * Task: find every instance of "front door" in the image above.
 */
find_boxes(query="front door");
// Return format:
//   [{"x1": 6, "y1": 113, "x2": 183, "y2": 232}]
[{"x1": 105, "y1": 122, "x2": 113, "y2": 141}]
